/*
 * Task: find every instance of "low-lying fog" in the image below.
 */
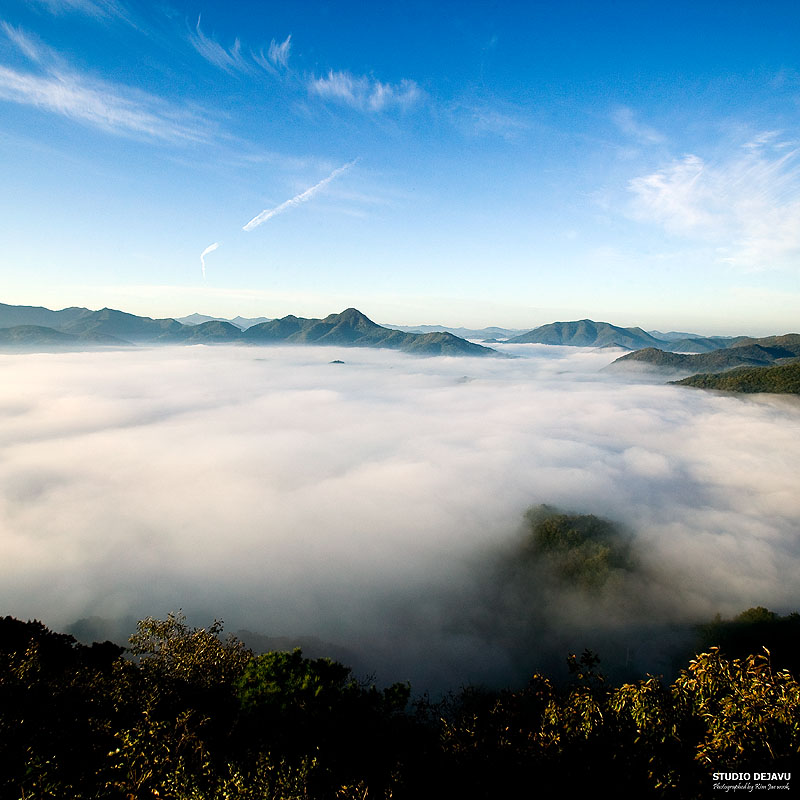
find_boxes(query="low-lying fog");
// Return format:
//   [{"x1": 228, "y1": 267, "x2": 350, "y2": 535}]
[{"x1": 1, "y1": 342, "x2": 798, "y2": 690}]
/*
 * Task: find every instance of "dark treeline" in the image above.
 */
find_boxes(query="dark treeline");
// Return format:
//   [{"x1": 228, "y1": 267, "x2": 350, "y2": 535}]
[{"x1": 2, "y1": 610, "x2": 799, "y2": 799}]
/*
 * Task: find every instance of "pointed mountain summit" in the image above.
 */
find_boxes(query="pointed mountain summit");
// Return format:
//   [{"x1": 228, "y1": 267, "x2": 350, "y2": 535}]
[
  {"x1": 244, "y1": 308, "x2": 496, "y2": 355},
  {"x1": 330, "y1": 307, "x2": 375, "y2": 326},
  {"x1": 297, "y1": 308, "x2": 385, "y2": 344}
]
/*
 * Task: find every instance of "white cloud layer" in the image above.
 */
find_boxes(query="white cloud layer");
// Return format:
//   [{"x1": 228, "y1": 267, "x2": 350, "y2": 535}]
[
  {"x1": 0, "y1": 344, "x2": 797, "y2": 688},
  {"x1": 629, "y1": 133, "x2": 800, "y2": 270}
]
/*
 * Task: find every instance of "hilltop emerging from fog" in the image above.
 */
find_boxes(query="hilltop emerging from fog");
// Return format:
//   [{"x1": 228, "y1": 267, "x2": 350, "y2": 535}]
[{"x1": 2, "y1": 303, "x2": 798, "y2": 390}]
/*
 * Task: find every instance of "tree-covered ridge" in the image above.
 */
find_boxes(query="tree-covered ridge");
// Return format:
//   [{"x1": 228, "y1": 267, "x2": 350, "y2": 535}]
[
  {"x1": 506, "y1": 319, "x2": 665, "y2": 349},
  {"x1": 610, "y1": 345, "x2": 800, "y2": 375},
  {"x1": 672, "y1": 362, "x2": 800, "y2": 394},
  {"x1": 609, "y1": 330, "x2": 800, "y2": 374},
  {"x1": 0, "y1": 324, "x2": 129, "y2": 346},
  {"x1": 2, "y1": 611, "x2": 799, "y2": 799}
]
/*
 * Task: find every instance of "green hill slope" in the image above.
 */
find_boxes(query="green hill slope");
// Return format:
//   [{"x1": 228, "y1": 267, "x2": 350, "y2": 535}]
[
  {"x1": 508, "y1": 319, "x2": 666, "y2": 349},
  {"x1": 609, "y1": 335, "x2": 800, "y2": 374},
  {"x1": 0, "y1": 325, "x2": 129, "y2": 348},
  {"x1": 672, "y1": 362, "x2": 800, "y2": 394}
]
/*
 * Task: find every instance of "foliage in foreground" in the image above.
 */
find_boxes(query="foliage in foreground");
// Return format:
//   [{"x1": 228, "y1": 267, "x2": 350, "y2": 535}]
[{"x1": 1, "y1": 612, "x2": 798, "y2": 799}]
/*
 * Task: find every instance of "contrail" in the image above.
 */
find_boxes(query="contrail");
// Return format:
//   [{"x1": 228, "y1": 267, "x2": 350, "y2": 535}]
[
  {"x1": 243, "y1": 159, "x2": 358, "y2": 232},
  {"x1": 200, "y1": 242, "x2": 219, "y2": 279}
]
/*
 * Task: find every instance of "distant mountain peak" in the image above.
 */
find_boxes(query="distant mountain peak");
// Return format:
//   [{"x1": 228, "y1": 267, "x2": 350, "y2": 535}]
[
  {"x1": 329, "y1": 307, "x2": 376, "y2": 324},
  {"x1": 243, "y1": 308, "x2": 496, "y2": 355},
  {"x1": 508, "y1": 319, "x2": 665, "y2": 349}
]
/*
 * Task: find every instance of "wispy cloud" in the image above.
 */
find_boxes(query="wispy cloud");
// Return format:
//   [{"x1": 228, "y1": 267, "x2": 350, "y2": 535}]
[
  {"x1": 309, "y1": 70, "x2": 422, "y2": 112},
  {"x1": 458, "y1": 104, "x2": 528, "y2": 140},
  {"x1": 25, "y1": 0, "x2": 131, "y2": 23},
  {"x1": 629, "y1": 133, "x2": 800, "y2": 270},
  {"x1": 199, "y1": 242, "x2": 219, "y2": 280},
  {"x1": 190, "y1": 17, "x2": 290, "y2": 77},
  {"x1": 0, "y1": 62, "x2": 207, "y2": 141},
  {"x1": 268, "y1": 35, "x2": 291, "y2": 69},
  {"x1": 612, "y1": 107, "x2": 665, "y2": 145},
  {"x1": 243, "y1": 159, "x2": 358, "y2": 231},
  {"x1": 0, "y1": 22, "x2": 46, "y2": 63},
  {"x1": 0, "y1": 24, "x2": 208, "y2": 142},
  {"x1": 630, "y1": 154, "x2": 714, "y2": 230},
  {"x1": 189, "y1": 15, "x2": 252, "y2": 75}
]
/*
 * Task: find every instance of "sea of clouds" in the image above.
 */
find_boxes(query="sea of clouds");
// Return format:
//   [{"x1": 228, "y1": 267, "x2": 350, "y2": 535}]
[{"x1": 1, "y1": 342, "x2": 798, "y2": 689}]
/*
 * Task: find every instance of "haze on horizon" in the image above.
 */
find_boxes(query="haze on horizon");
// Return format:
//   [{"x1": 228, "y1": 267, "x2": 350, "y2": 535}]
[{"x1": 0, "y1": 1, "x2": 799, "y2": 335}]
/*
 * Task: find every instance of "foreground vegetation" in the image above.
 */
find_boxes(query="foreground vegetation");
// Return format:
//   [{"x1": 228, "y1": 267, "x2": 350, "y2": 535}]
[{"x1": 2, "y1": 611, "x2": 799, "y2": 799}]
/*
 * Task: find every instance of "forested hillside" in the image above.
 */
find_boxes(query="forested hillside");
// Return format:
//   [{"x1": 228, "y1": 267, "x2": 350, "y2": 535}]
[{"x1": 673, "y1": 362, "x2": 800, "y2": 394}]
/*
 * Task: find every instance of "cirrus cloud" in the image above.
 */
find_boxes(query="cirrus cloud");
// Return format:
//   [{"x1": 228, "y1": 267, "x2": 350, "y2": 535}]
[
  {"x1": 188, "y1": 16, "x2": 291, "y2": 77},
  {"x1": 629, "y1": 132, "x2": 800, "y2": 271},
  {"x1": 0, "y1": 23, "x2": 209, "y2": 142},
  {"x1": 309, "y1": 70, "x2": 422, "y2": 112}
]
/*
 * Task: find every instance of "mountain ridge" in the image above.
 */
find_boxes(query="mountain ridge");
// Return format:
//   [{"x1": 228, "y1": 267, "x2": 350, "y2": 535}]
[
  {"x1": 1, "y1": 303, "x2": 794, "y2": 358},
  {"x1": 507, "y1": 319, "x2": 667, "y2": 350},
  {"x1": 0, "y1": 303, "x2": 496, "y2": 356},
  {"x1": 506, "y1": 319, "x2": 772, "y2": 354},
  {"x1": 384, "y1": 323, "x2": 525, "y2": 341},
  {"x1": 609, "y1": 335, "x2": 800, "y2": 375},
  {"x1": 176, "y1": 313, "x2": 271, "y2": 329},
  {"x1": 243, "y1": 308, "x2": 496, "y2": 355}
]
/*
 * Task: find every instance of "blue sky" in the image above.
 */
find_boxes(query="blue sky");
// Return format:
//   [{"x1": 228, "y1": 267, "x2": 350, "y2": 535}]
[{"x1": 1, "y1": 0, "x2": 799, "y2": 334}]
